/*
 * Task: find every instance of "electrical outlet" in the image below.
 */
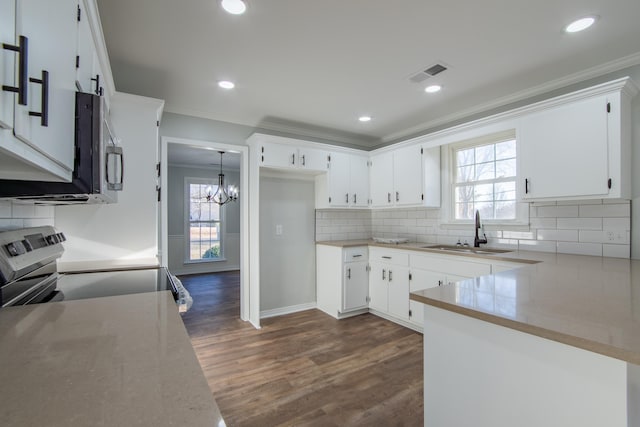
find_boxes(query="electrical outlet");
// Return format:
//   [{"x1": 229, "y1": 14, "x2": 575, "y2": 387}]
[{"x1": 605, "y1": 231, "x2": 626, "y2": 243}]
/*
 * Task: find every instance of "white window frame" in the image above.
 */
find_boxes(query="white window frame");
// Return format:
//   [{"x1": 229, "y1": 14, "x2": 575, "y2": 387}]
[
  {"x1": 441, "y1": 130, "x2": 529, "y2": 229},
  {"x1": 184, "y1": 177, "x2": 226, "y2": 263}
]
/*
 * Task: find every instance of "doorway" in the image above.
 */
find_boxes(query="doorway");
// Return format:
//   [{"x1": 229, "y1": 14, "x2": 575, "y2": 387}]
[{"x1": 159, "y1": 137, "x2": 249, "y2": 322}]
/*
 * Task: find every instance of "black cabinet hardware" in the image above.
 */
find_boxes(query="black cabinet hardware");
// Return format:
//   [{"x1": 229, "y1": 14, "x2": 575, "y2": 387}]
[
  {"x1": 2, "y1": 36, "x2": 28, "y2": 105},
  {"x1": 525, "y1": 178, "x2": 529, "y2": 194},
  {"x1": 91, "y1": 74, "x2": 101, "y2": 95},
  {"x1": 28, "y1": 70, "x2": 48, "y2": 126}
]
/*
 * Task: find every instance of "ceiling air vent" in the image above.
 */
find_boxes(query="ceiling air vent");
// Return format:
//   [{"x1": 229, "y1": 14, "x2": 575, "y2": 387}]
[{"x1": 409, "y1": 63, "x2": 448, "y2": 83}]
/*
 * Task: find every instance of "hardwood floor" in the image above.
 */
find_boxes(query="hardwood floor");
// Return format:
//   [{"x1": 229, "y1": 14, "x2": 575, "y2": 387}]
[{"x1": 179, "y1": 271, "x2": 424, "y2": 427}]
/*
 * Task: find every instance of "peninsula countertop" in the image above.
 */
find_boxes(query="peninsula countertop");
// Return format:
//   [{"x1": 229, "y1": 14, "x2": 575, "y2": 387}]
[
  {"x1": 0, "y1": 291, "x2": 224, "y2": 426},
  {"x1": 317, "y1": 239, "x2": 640, "y2": 364}
]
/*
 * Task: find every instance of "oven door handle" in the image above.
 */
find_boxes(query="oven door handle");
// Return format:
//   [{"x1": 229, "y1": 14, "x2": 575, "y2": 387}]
[{"x1": 105, "y1": 145, "x2": 124, "y2": 191}]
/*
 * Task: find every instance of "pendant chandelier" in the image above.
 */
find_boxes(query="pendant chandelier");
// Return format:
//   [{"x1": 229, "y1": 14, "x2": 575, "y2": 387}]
[{"x1": 206, "y1": 151, "x2": 238, "y2": 206}]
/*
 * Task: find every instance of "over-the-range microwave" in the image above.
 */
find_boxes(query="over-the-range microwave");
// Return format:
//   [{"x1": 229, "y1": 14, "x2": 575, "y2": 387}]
[{"x1": 0, "y1": 92, "x2": 123, "y2": 204}]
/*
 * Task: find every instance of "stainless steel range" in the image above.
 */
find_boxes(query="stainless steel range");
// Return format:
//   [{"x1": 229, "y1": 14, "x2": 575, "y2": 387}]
[{"x1": 0, "y1": 226, "x2": 191, "y2": 311}]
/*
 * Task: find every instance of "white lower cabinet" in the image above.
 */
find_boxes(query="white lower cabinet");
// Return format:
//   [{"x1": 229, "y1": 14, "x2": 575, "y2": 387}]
[
  {"x1": 316, "y1": 245, "x2": 368, "y2": 318},
  {"x1": 369, "y1": 248, "x2": 411, "y2": 321},
  {"x1": 318, "y1": 243, "x2": 526, "y2": 331}
]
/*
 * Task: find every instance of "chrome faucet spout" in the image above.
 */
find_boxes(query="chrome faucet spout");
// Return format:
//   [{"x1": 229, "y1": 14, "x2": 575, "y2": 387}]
[{"x1": 474, "y1": 210, "x2": 488, "y2": 248}]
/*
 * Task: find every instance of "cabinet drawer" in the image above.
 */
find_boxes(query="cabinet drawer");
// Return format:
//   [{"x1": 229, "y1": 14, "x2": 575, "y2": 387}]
[
  {"x1": 369, "y1": 248, "x2": 409, "y2": 266},
  {"x1": 343, "y1": 246, "x2": 368, "y2": 263},
  {"x1": 410, "y1": 253, "x2": 490, "y2": 278}
]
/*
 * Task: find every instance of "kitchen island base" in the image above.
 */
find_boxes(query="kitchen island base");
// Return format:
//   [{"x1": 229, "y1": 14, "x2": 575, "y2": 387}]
[{"x1": 423, "y1": 305, "x2": 637, "y2": 427}]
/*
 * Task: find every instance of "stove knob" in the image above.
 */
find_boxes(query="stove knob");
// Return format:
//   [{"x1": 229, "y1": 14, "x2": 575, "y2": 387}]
[
  {"x1": 57, "y1": 233, "x2": 66, "y2": 242},
  {"x1": 5, "y1": 242, "x2": 25, "y2": 257},
  {"x1": 45, "y1": 235, "x2": 58, "y2": 245}
]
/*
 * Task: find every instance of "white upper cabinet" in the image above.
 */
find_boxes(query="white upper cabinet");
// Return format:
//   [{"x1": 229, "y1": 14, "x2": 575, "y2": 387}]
[
  {"x1": 349, "y1": 154, "x2": 369, "y2": 207},
  {"x1": 13, "y1": 0, "x2": 78, "y2": 173},
  {"x1": 324, "y1": 151, "x2": 369, "y2": 208},
  {"x1": 370, "y1": 151, "x2": 394, "y2": 207},
  {"x1": 393, "y1": 145, "x2": 424, "y2": 206},
  {"x1": 518, "y1": 78, "x2": 637, "y2": 201},
  {"x1": 259, "y1": 141, "x2": 327, "y2": 173},
  {"x1": 370, "y1": 145, "x2": 440, "y2": 208},
  {"x1": 0, "y1": 0, "x2": 16, "y2": 130}
]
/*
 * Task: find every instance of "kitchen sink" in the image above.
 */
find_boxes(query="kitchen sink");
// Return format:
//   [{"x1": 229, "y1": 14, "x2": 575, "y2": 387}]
[{"x1": 419, "y1": 244, "x2": 512, "y2": 255}]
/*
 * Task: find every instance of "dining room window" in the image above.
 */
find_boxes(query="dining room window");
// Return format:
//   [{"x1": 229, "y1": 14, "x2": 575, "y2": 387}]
[{"x1": 185, "y1": 178, "x2": 223, "y2": 262}]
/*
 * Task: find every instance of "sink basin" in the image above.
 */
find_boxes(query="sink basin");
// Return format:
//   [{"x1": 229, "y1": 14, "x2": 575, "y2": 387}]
[{"x1": 419, "y1": 244, "x2": 512, "y2": 255}]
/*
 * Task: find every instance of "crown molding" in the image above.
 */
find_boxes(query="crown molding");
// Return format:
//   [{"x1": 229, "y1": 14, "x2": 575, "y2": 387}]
[{"x1": 381, "y1": 51, "x2": 640, "y2": 144}]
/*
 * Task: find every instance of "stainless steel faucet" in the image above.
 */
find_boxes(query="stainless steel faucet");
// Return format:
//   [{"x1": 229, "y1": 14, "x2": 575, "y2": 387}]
[{"x1": 474, "y1": 210, "x2": 488, "y2": 248}]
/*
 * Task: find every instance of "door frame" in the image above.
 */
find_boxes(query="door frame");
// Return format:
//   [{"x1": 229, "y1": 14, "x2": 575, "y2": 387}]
[{"x1": 159, "y1": 136, "x2": 250, "y2": 323}]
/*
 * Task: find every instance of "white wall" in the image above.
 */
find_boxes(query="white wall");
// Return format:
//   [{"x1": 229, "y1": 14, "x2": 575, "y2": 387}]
[
  {"x1": 55, "y1": 93, "x2": 164, "y2": 266},
  {"x1": 259, "y1": 173, "x2": 316, "y2": 312},
  {"x1": 167, "y1": 165, "x2": 240, "y2": 275}
]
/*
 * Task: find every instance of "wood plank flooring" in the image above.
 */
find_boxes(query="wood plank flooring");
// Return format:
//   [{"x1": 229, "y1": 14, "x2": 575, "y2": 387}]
[{"x1": 179, "y1": 271, "x2": 424, "y2": 427}]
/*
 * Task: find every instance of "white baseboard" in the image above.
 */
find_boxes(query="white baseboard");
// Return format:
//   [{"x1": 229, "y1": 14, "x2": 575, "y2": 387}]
[
  {"x1": 260, "y1": 302, "x2": 317, "y2": 319},
  {"x1": 171, "y1": 265, "x2": 240, "y2": 276}
]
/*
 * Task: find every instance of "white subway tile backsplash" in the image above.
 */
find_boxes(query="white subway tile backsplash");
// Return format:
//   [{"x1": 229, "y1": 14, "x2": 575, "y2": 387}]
[
  {"x1": 537, "y1": 205, "x2": 579, "y2": 218},
  {"x1": 556, "y1": 217, "x2": 602, "y2": 230},
  {"x1": 0, "y1": 219, "x2": 25, "y2": 230},
  {"x1": 23, "y1": 218, "x2": 54, "y2": 227},
  {"x1": 317, "y1": 196, "x2": 631, "y2": 258},
  {"x1": 537, "y1": 229, "x2": 578, "y2": 241},
  {"x1": 11, "y1": 204, "x2": 35, "y2": 218},
  {"x1": 517, "y1": 240, "x2": 557, "y2": 253},
  {"x1": 0, "y1": 203, "x2": 12, "y2": 218},
  {"x1": 603, "y1": 244, "x2": 630, "y2": 258},
  {"x1": 557, "y1": 242, "x2": 603, "y2": 257},
  {"x1": 603, "y1": 218, "x2": 631, "y2": 230},
  {"x1": 529, "y1": 217, "x2": 557, "y2": 229},
  {"x1": 579, "y1": 203, "x2": 630, "y2": 218}
]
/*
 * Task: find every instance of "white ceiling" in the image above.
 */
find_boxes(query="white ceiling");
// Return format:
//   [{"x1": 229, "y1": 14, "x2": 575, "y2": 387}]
[
  {"x1": 167, "y1": 143, "x2": 241, "y2": 170},
  {"x1": 97, "y1": 0, "x2": 640, "y2": 148}
]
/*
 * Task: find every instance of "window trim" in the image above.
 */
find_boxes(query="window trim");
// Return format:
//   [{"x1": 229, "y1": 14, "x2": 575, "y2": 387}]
[
  {"x1": 184, "y1": 177, "x2": 226, "y2": 264},
  {"x1": 440, "y1": 130, "x2": 529, "y2": 229}
]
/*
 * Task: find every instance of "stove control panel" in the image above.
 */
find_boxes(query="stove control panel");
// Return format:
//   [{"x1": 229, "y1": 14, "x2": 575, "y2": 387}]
[{"x1": 3, "y1": 233, "x2": 65, "y2": 258}]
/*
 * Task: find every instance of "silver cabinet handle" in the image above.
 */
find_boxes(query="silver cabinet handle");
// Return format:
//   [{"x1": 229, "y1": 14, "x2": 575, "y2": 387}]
[
  {"x1": 382, "y1": 269, "x2": 386, "y2": 280},
  {"x1": 347, "y1": 268, "x2": 351, "y2": 279},
  {"x1": 396, "y1": 191, "x2": 399, "y2": 202},
  {"x1": 389, "y1": 270, "x2": 393, "y2": 282}
]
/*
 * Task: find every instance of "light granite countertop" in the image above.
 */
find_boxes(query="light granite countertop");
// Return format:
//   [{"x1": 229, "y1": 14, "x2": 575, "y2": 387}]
[
  {"x1": 0, "y1": 291, "x2": 224, "y2": 426},
  {"x1": 317, "y1": 239, "x2": 640, "y2": 364}
]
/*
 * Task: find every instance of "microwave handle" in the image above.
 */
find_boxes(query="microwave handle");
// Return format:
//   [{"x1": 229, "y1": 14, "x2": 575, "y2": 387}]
[{"x1": 105, "y1": 145, "x2": 124, "y2": 191}]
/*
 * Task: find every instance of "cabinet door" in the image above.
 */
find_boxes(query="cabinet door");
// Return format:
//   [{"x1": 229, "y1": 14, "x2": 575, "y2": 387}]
[
  {"x1": 259, "y1": 142, "x2": 297, "y2": 169},
  {"x1": 327, "y1": 151, "x2": 350, "y2": 207},
  {"x1": 368, "y1": 263, "x2": 388, "y2": 312},
  {"x1": 387, "y1": 265, "x2": 410, "y2": 320},
  {"x1": 14, "y1": 0, "x2": 77, "y2": 172},
  {"x1": 343, "y1": 261, "x2": 368, "y2": 312},
  {"x1": 299, "y1": 146, "x2": 327, "y2": 172},
  {"x1": 519, "y1": 94, "x2": 609, "y2": 200},
  {"x1": 409, "y1": 268, "x2": 445, "y2": 327},
  {"x1": 76, "y1": 1, "x2": 94, "y2": 94},
  {"x1": 370, "y1": 151, "x2": 394, "y2": 207},
  {"x1": 393, "y1": 145, "x2": 423, "y2": 206},
  {"x1": 0, "y1": 0, "x2": 16, "y2": 130},
  {"x1": 350, "y1": 154, "x2": 369, "y2": 207}
]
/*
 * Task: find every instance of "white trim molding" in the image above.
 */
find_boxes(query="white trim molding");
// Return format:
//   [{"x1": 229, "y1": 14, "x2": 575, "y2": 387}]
[{"x1": 260, "y1": 302, "x2": 317, "y2": 319}]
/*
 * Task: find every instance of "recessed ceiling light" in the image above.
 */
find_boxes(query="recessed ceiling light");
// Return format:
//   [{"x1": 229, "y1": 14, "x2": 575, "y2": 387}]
[
  {"x1": 359, "y1": 116, "x2": 372, "y2": 122},
  {"x1": 565, "y1": 16, "x2": 597, "y2": 33},
  {"x1": 221, "y1": 0, "x2": 247, "y2": 15},
  {"x1": 218, "y1": 80, "x2": 235, "y2": 89},
  {"x1": 425, "y1": 85, "x2": 442, "y2": 93}
]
